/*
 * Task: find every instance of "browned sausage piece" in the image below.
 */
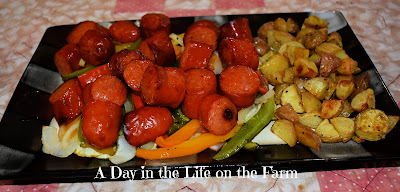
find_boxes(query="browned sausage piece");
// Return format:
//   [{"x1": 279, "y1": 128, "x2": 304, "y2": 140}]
[
  {"x1": 67, "y1": 21, "x2": 110, "y2": 45},
  {"x1": 188, "y1": 20, "x2": 220, "y2": 38},
  {"x1": 183, "y1": 26, "x2": 218, "y2": 51},
  {"x1": 108, "y1": 49, "x2": 146, "y2": 77},
  {"x1": 140, "y1": 65, "x2": 186, "y2": 109},
  {"x1": 179, "y1": 41, "x2": 213, "y2": 71},
  {"x1": 220, "y1": 18, "x2": 253, "y2": 40},
  {"x1": 54, "y1": 44, "x2": 81, "y2": 76},
  {"x1": 79, "y1": 30, "x2": 115, "y2": 66},
  {"x1": 91, "y1": 75, "x2": 127, "y2": 106},
  {"x1": 182, "y1": 69, "x2": 217, "y2": 119},
  {"x1": 219, "y1": 65, "x2": 260, "y2": 109},
  {"x1": 83, "y1": 82, "x2": 94, "y2": 104},
  {"x1": 124, "y1": 106, "x2": 173, "y2": 147},
  {"x1": 123, "y1": 59, "x2": 154, "y2": 92},
  {"x1": 139, "y1": 31, "x2": 176, "y2": 67},
  {"x1": 218, "y1": 38, "x2": 259, "y2": 70},
  {"x1": 82, "y1": 100, "x2": 122, "y2": 149},
  {"x1": 109, "y1": 21, "x2": 141, "y2": 43},
  {"x1": 198, "y1": 94, "x2": 237, "y2": 135},
  {"x1": 49, "y1": 78, "x2": 84, "y2": 125},
  {"x1": 140, "y1": 13, "x2": 171, "y2": 39}
]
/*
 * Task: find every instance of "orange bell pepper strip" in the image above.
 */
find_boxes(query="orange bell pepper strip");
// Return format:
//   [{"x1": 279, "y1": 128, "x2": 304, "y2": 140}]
[
  {"x1": 155, "y1": 119, "x2": 200, "y2": 148},
  {"x1": 136, "y1": 124, "x2": 241, "y2": 159}
]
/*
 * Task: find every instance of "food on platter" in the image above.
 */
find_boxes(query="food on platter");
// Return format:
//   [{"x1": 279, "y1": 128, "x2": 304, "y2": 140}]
[{"x1": 42, "y1": 13, "x2": 399, "y2": 164}]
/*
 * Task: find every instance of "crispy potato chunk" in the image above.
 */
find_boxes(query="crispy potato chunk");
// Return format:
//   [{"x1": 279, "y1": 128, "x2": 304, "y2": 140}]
[
  {"x1": 336, "y1": 80, "x2": 355, "y2": 100},
  {"x1": 326, "y1": 31, "x2": 343, "y2": 48},
  {"x1": 287, "y1": 18, "x2": 299, "y2": 34},
  {"x1": 283, "y1": 67, "x2": 295, "y2": 84},
  {"x1": 320, "y1": 100, "x2": 344, "y2": 119},
  {"x1": 351, "y1": 88, "x2": 375, "y2": 112},
  {"x1": 274, "y1": 83, "x2": 290, "y2": 105},
  {"x1": 304, "y1": 29, "x2": 327, "y2": 49},
  {"x1": 298, "y1": 111, "x2": 323, "y2": 129},
  {"x1": 294, "y1": 76, "x2": 309, "y2": 93},
  {"x1": 294, "y1": 123, "x2": 322, "y2": 151},
  {"x1": 304, "y1": 77, "x2": 329, "y2": 100},
  {"x1": 315, "y1": 119, "x2": 341, "y2": 143},
  {"x1": 355, "y1": 109, "x2": 389, "y2": 141},
  {"x1": 271, "y1": 119, "x2": 297, "y2": 147},
  {"x1": 257, "y1": 21, "x2": 274, "y2": 39},
  {"x1": 275, "y1": 103, "x2": 299, "y2": 123},
  {"x1": 335, "y1": 75, "x2": 354, "y2": 83},
  {"x1": 301, "y1": 91, "x2": 322, "y2": 113},
  {"x1": 324, "y1": 79, "x2": 336, "y2": 100},
  {"x1": 334, "y1": 50, "x2": 349, "y2": 59},
  {"x1": 319, "y1": 53, "x2": 341, "y2": 77},
  {"x1": 337, "y1": 58, "x2": 361, "y2": 75},
  {"x1": 287, "y1": 46, "x2": 310, "y2": 65},
  {"x1": 302, "y1": 15, "x2": 329, "y2": 29},
  {"x1": 260, "y1": 53, "x2": 289, "y2": 76},
  {"x1": 267, "y1": 30, "x2": 296, "y2": 51},
  {"x1": 352, "y1": 135, "x2": 365, "y2": 143},
  {"x1": 267, "y1": 71, "x2": 285, "y2": 85},
  {"x1": 281, "y1": 84, "x2": 304, "y2": 113},
  {"x1": 350, "y1": 72, "x2": 370, "y2": 100},
  {"x1": 294, "y1": 58, "x2": 318, "y2": 78},
  {"x1": 330, "y1": 117, "x2": 355, "y2": 142},
  {"x1": 315, "y1": 43, "x2": 342, "y2": 56},
  {"x1": 338, "y1": 101, "x2": 354, "y2": 118},
  {"x1": 274, "y1": 18, "x2": 288, "y2": 32}
]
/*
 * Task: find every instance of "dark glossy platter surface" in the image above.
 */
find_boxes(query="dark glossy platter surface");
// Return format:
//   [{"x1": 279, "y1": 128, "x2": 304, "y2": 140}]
[{"x1": 1, "y1": 11, "x2": 400, "y2": 184}]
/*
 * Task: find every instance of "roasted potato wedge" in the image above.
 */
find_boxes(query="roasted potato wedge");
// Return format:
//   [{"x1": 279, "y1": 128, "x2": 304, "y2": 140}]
[
  {"x1": 275, "y1": 103, "x2": 299, "y2": 123},
  {"x1": 260, "y1": 53, "x2": 289, "y2": 76},
  {"x1": 324, "y1": 79, "x2": 336, "y2": 100},
  {"x1": 278, "y1": 41, "x2": 304, "y2": 59},
  {"x1": 294, "y1": 76, "x2": 309, "y2": 93},
  {"x1": 274, "y1": 18, "x2": 288, "y2": 32},
  {"x1": 294, "y1": 58, "x2": 318, "y2": 78},
  {"x1": 355, "y1": 109, "x2": 389, "y2": 141},
  {"x1": 257, "y1": 21, "x2": 274, "y2": 40},
  {"x1": 302, "y1": 15, "x2": 329, "y2": 29},
  {"x1": 338, "y1": 101, "x2": 354, "y2": 118},
  {"x1": 274, "y1": 83, "x2": 290, "y2": 105},
  {"x1": 326, "y1": 31, "x2": 343, "y2": 48},
  {"x1": 352, "y1": 134, "x2": 365, "y2": 143},
  {"x1": 298, "y1": 111, "x2": 323, "y2": 129},
  {"x1": 315, "y1": 43, "x2": 342, "y2": 56},
  {"x1": 350, "y1": 72, "x2": 370, "y2": 100},
  {"x1": 304, "y1": 77, "x2": 329, "y2": 100},
  {"x1": 334, "y1": 49, "x2": 349, "y2": 59},
  {"x1": 283, "y1": 67, "x2": 295, "y2": 84},
  {"x1": 320, "y1": 100, "x2": 344, "y2": 119},
  {"x1": 319, "y1": 53, "x2": 341, "y2": 77},
  {"x1": 287, "y1": 18, "x2": 299, "y2": 34},
  {"x1": 336, "y1": 80, "x2": 355, "y2": 100},
  {"x1": 330, "y1": 117, "x2": 355, "y2": 142},
  {"x1": 335, "y1": 75, "x2": 354, "y2": 83},
  {"x1": 281, "y1": 84, "x2": 304, "y2": 113},
  {"x1": 271, "y1": 119, "x2": 297, "y2": 147},
  {"x1": 337, "y1": 58, "x2": 361, "y2": 75},
  {"x1": 294, "y1": 123, "x2": 322, "y2": 151},
  {"x1": 267, "y1": 71, "x2": 285, "y2": 85},
  {"x1": 301, "y1": 91, "x2": 322, "y2": 113},
  {"x1": 351, "y1": 88, "x2": 375, "y2": 112},
  {"x1": 287, "y1": 46, "x2": 310, "y2": 65},
  {"x1": 315, "y1": 119, "x2": 342, "y2": 143},
  {"x1": 267, "y1": 30, "x2": 296, "y2": 51}
]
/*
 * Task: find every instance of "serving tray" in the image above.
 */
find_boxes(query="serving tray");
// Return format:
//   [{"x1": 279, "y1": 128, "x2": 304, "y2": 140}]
[{"x1": 1, "y1": 11, "x2": 400, "y2": 184}]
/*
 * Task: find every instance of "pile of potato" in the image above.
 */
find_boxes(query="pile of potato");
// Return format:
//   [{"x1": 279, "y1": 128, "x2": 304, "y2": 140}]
[{"x1": 255, "y1": 15, "x2": 399, "y2": 150}]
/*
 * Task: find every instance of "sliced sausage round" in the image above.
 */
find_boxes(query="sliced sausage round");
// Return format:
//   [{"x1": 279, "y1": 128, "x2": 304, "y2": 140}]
[
  {"x1": 179, "y1": 41, "x2": 213, "y2": 71},
  {"x1": 91, "y1": 75, "x2": 127, "y2": 106},
  {"x1": 108, "y1": 49, "x2": 145, "y2": 77},
  {"x1": 220, "y1": 18, "x2": 252, "y2": 40},
  {"x1": 184, "y1": 26, "x2": 218, "y2": 51},
  {"x1": 49, "y1": 78, "x2": 84, "y2": 125},
  {"x1": 123, "y1": 106, "x2": 173, "y2": 147},
  {"x1": 123, "y1": 59, "x2": 154, "y2": 92},
  {"x1": 187, "y1": 20, "x2": 220, "y2": 39},
  {"x1": 140, "y1": 65, "x2": 186, "y2": 109},
  {"x1": 67, "y1": 20, "x2": 110, "y2": 45},
  {"x1": 54, "y1": 43, "x2": 82, "y2": 76},
  {"x1": 79, "y1": 30, "x2": 115, "y2": 66},
  {"x1": 182, "y1": 69, "x2": 217, "y2": 119},
  {"x1": 198, "y1": 94, "x2": 237, "y2": 135},
  {"x1": 82, "y1": 100, "x2": 122, "y2": 149},
  {"x1": 140, "y1": 13, "x2": 171, "y2": 39},
  {"x1": 218, "y1": 38, "x2": 259, "y2": 70},
  {"x1": 139, "y1": 31, "x2": 175, "y2": 67},
  {"x1": 219, "y1": 65, "x2": 260, "y2": 108},
  {"x1": 109, "y1": 20, "x2": 140, "y2": 43}
]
